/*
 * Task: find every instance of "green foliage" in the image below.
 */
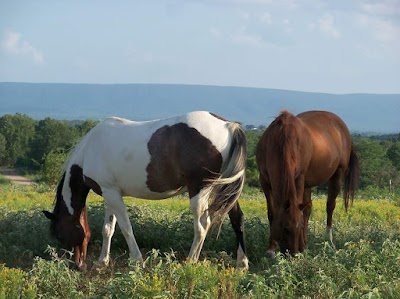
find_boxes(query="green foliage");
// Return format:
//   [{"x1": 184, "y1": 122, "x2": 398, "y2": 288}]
[
  {"x1": 353, "y1": 136, "x2": 400, "y2": 190},
  {"x1": 29, "y1": 118, "x2": 79, "y2": 168},
  {"x1": 41, "y1": 149, "x2": 68, "y2": 186},
  {"x1": 387, "y1": 141, "x2": 400, "y2": 171},
  {"x1": 76, "y1": 119, "x2": 99, "y2": 136},
  {"x1": 0, "y1": 114, "x2": 35, "y2": 166},
  {"x1": 0, "y1": 174, "x2": 11, "y2": 185},
  {"x1": 101, "y1": 250, "x2": 245, "y2": 299},
  {"x1": 0, "y1": 133, "x2": 6, "y2": 164},
  {"x1": 245, "y1": 129, "x2": 263, "y2": 188},
  {"x1": 29, "y1": 247, "x2": 86, "y2": 298},
  {"x1": 0, "y1": 264, "x2": 35, "y2": 299},
  {"x1": 1, "y1": 187, "x2": 400, "y2": 298}
]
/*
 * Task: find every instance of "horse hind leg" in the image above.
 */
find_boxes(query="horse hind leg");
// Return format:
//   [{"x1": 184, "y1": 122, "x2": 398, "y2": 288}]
[
  {"x1": 228, "y1": 201, "x2": 249, "y2": 270},
  {"x1": 326, "y1": 171, "x2": 343, "y2": 250},
  {"x1": 188, "y1": 187, "x2": 212, "y2": 262}
]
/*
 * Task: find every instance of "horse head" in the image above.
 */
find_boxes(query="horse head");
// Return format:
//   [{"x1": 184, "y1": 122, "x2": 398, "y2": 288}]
[
  {"x1": 43, "y1": 207, "x2": 88, "y2": 270},
  {"x1": 273, "y1": 200, "x2": 311, "y2": 255}
]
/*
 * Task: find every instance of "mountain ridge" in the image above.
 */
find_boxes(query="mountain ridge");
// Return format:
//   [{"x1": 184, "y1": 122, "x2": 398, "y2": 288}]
[{"x1": 1, "y1": 82, "x2": 399, "y2": 133}]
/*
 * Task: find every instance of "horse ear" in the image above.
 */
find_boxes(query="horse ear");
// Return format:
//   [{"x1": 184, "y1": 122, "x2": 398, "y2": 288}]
[
  {"x1": 299, "y1": 201, "x2": 312, "y2": 211},
  {"x1": 42, "y1": 210, "x2": 55, "y2": 221}
]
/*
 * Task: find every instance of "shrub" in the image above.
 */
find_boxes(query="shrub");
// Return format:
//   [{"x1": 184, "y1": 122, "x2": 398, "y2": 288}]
[
  {"x1": 41, "y1": 149, "x2": 67, "y2": 186},
  {"x1": 28, "y1": 247, "x2": 86, "y2": 298},
  {"x1": 102, "y1": 250, "x2": 246, "y2": 298},
  {"x1": 0, "y1": 264, "x2": 35, "y2": 299}
]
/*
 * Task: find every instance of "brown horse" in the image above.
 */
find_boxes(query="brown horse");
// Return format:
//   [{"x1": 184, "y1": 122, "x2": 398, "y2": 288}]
[{"x1": 256, "y1": 110, "x2": 360, "y2": 256}]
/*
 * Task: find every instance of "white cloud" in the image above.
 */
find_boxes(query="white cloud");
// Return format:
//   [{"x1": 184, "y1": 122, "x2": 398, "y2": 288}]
[
  {"x1": 210, "y1": 27, "x2": 223, "y2": 38},
  {"x1": 357, "y1": 0, "x2": 400, "y2": 45},
  {"x1": 1, "y1": 30, "x2": 44, "y2": 64},
  {"x1": 260, "y1": 12, "x2": 272, "y2": 24},
  {"x1": 240, "y1": 11, "x2": 251, "y2": 20},
  {"x1": 361, "y1": 0, "x2": 400, "y2": 16},
  {"x1": 318, "y1": 14, "x2": 341, "y2": 38},
  {"x1": 358, "y1": 14, "x2": 400, "y2": 44},
  {"x1": 221, "y1": 0, "x2": 274, "y2": 4},
  {"x1": 230, "y1": 26, "x2": 267, "y2": 47}
]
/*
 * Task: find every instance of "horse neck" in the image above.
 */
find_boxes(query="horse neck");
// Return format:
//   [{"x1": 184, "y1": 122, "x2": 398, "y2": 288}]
[
  {"x1": 54, "y1": 171, "x2": 85, "y2": 219},
  {"x1": 274, "y1": 113, "x2": 302, "y2": 210}
]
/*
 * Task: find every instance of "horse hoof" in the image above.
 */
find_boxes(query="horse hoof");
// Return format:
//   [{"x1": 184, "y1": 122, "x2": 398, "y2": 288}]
[
  {"x1": 94, "y1": 261, "x2": 109, "y2": 272},
  {"x1": 237, "y1": 257, "x2": 249, "y2": 271},
  {"x1": 266, "y1": 250, "x2": 276, "y2": 259},
  {"x1": 78, "y1": 263, "x2": 87, "y2": 272}
]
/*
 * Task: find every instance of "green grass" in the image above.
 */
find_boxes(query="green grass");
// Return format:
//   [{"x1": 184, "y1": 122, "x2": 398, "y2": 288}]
[
  {"x1": 0, "y1": 174, "x2": 11, "y2": 185},
  {"x1": 1, "y1": 185, "x2": 400, "y2": 298}
]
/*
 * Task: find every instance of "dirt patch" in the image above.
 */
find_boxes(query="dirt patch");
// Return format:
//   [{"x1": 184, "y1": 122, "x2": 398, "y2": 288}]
[{"x1": 0, "y1": 168, "x2": 33, "y2": 186}]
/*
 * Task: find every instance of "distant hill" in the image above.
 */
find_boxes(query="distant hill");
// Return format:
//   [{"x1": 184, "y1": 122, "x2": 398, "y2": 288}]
[{"x1": 0, "y1": 82, "x2": 399, "y2": 133}]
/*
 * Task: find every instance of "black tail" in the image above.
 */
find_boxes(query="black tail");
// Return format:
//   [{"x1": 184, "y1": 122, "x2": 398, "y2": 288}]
[{"x1": 343, "y1": 145, "x2": 360, "y2": 211}]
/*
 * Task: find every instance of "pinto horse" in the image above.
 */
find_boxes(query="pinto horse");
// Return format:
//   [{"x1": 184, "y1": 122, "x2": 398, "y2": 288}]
[
  {"x1": 43, "y1": 111, "x2": 249, "y2": 270},
  {"x1": 256, "y1": 110, "x2": 360, "y2": 256}
]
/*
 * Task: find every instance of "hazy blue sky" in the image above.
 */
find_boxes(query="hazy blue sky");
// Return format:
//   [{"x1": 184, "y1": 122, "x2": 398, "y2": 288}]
[{"x1": 1, "y1": 0, "x2": 399, "y2": 94}]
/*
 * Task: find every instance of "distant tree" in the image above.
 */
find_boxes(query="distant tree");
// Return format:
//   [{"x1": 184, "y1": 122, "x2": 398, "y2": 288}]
[
  {"x1": 353, "y1": 137, "x2": 398, "y2": 189},
  {"x1": 29, "y1": 118, "x2": 78, "y2": 168},
  {"x1": 387, "y1": 141, "x2": 400, "y2": 171},
  {"x1": 41, "y1": 149, "x2": 68, "y2": 186},
  {"x1": 0, "y1": 114, "x2": 35, "y2": 166},
  {"x1": 0, "y1": 133, "x2": 6, "y2": 163},
  {"x1": 245, "y1": 129, "x2": 264, "y2": 187},
  {"x1": 77, "y1": 119, "x2": 99, "y2": 136}
]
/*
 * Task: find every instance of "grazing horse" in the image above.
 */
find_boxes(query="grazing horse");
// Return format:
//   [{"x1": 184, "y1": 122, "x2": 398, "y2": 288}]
[
  {"x1": 256, "y1": 110, "x2": 360, "y2": 256},
  {"x1": 43, "y1": 111, "x2": 249, "y2": 270}
]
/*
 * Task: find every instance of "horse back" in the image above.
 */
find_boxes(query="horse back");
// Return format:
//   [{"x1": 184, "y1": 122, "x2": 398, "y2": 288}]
[
  {"x1": 297, "y1": 111, "x2": 353, "y2": 186},
  {"x1": 257, "y1": 110, "x2": 352, "y2": 188},
  {"x1": 69, "y1": 111, "x2": 232, "y2": 199}
]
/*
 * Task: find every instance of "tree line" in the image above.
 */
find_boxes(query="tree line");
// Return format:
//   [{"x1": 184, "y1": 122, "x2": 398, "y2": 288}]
[{"x1": 1, "y1": 113, "x2": 399, "y2": 194}]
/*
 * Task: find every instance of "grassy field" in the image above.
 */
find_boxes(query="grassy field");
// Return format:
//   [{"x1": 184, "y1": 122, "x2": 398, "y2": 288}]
[{"x1": 1, "y1": 180, "x2": 400, "y2": 298}]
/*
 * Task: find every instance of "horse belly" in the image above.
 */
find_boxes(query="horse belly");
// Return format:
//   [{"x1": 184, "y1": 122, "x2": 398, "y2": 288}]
[
  {"x1": 305, "y1": 153, "x2": 340, "y2": 187},
  {"x1": 122, "y1": 185, "x2": 187, "y2": 199}
]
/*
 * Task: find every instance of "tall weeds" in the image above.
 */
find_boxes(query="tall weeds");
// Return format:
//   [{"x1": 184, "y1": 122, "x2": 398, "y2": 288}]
[{"x1": 1, "y1": 186, "x2": 400, "y2": 298}]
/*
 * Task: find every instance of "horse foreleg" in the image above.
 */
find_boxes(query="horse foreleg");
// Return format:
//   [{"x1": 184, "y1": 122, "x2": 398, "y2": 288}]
[
  {"x1": 78, "y1": 206, "x2": 91, "y2": 271},
  {"x1": 228, "y1": 201, "x2": 249, "y2": 270},
  {"x1": 98, "y1": 204, "x2": 117, "y2": 268},
  {"x1": 101, "y1": 190, "x2": 143, "y2": 265},
  {"x1": 300, "y1": 188, "x2": 312, "y2": 252},
  {"x1": 326, "y1": 172, "x2": 342, "y2": 250},
  {"x1": 188, "y1": 188, "x2": 211, "y2": 262},
  {"x1": 260, "y1": 178, "x2": 277, "y2": 258}
]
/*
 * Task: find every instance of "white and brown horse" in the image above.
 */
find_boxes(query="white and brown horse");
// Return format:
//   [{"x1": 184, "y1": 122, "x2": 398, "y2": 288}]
[{"x1": 43, "y1": 111, "x2": 249, "y2": 270}]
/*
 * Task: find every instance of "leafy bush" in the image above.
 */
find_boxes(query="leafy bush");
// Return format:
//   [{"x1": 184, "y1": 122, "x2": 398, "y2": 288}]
[
  {"x1": 101, "y1": 249, "x2": 246, "y2": 299},
  {"x1": 41, "y1": 149, "x2": 68, "y2": 186},
  {"x1": 0, "y1": 264, "x2": 35, "y2": 299},
  {"x1": 0, "y1": 174, "x2": 11, "y2": 185},
  {"x1": 29, "y1": 247, "x2": 86, "y2": 298}
]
